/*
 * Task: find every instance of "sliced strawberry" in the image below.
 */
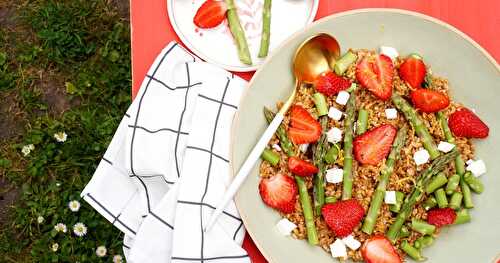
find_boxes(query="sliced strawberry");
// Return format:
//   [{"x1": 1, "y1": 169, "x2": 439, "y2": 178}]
[
  {"x1": 259, "y1": 173, "x2": 297, "y2": 214},
  {"x1": 448, "y1": 108, "x2": 489, "y2": 138},
  {"x1": 427, "y1": 208, "x2": 457, "y2": 227},
  {"x1": 410, "y1": 88, "x2": 450, "y2": 113},
  {"x1": 193, "y1": 0, "x2": 227, "y2": 29},
  {"x1": 399, "y1": 56, "x2": 427, "y2": 88},
  {"x1": 288, "y1": 157, "x2": 318, "y2": 177},
  {"x1": 288, "y1": 105, "x2": 322, "y2": 144},
  {"x1": 321, "y1": 199, "x2": 365, "y2": 237},
  {"x1": 361, "y1": 236, "x2": 402, "y2": 263},
  {"x1": 353, "y1": 124, "x2": 397, "y2": 165},
  {"x1": 313, "y1": 71, "x2": 352, "y2": 96},
  {"x1": 356, "y1": 54, "x2": 394, "y2": 100}
]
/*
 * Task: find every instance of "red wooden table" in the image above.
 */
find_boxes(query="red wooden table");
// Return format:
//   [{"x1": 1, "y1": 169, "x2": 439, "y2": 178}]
[{"x1": 130, "y1": 1, "x2": 499, "y2": 262}]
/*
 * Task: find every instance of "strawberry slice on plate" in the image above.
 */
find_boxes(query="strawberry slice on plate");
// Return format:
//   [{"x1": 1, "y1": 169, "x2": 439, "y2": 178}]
[
  {"x1": 313, "y1": 71, "x2": 352, "y2": 96},
  {"x1": 288, "y1": 105, "x2": 322, "y2": 144},
  {"x1": 399, "y1": 55, "x2": 427, "y2": 88},
  {"x1": 361, "y1": 236, "x2": 402, "y2": 263},
  {"x1": 448, "y1": 108, "x2": 489, "y2": 138},
  {"x1": 288, "y1": 157, "x2": 318, "y2": 177},
  {"x1": 356, "y1": 54, "x2": 394, "y2": 100},
  {"x1": 193, "y1": 0, "x2": 227, "y2": 29},
  {"x1": 353, "y1": 124, "x2": 397, "y2": 165},
  {"x1": 410, "y1": 88, "x2": 450, "y2": 113},
  {"x1": 427, "y1": 208, "x2": 457, "y2": 227},
  {"x1": 321, "y1": 199, "x2": 365, "y2": 237},
  {"x1": 259, "y1": 173, "x2": 297, "y2": 214}
]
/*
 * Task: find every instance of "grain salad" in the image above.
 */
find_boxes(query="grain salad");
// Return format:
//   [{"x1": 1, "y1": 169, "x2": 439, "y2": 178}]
[{"x1": 257, "y1": 48, "x2": 489, "y2": 262}]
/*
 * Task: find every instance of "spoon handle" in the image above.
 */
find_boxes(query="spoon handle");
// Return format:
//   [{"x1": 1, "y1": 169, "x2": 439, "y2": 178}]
[{"x1": 204, "y1": 112, "x2": 285, "y2": 232}]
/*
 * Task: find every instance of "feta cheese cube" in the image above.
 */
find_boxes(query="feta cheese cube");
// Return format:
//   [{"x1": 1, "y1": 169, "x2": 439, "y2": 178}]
[
  {"x1": 276, "y1": 218, "x2": 297, "y2": 236},
  {"x1": 328, "y1": 107, "x2": 343, "y2": 121},
  {"x1": 466, "y1": 159, "x2": 474, "y2": 165},
  {"x1": 384, "y1": 191, "x2": 397, "y2": 204},
  {"x1": 327, "y1": 127, "x2": 343, "y2": 143},
  {"x1": 385, "y1": 108, "x2": 398, "y2": 119},
  {"x1": 330, "y1": 239, "x2": 347, "y2": 259},
  {"x1": 272, "y1": 144, "x2": 281, "y2": 152},
  {"x1": 342, "y1": 235, "x2": 361, "y2": 250},
  {"x1": 466, "y1": 159, "x2": 487, "y2": 177},
  {"x1": 326, "y1": 168, "x2": 344, "y2": 184},
  {"x1": 299, "y1": 144, "x2": 309, "y2": 153},
  {"x1": 336, "y1": 91, "x2": 350, "y2": 105},
  {"x1": 413, "y1": 149, "x2": 430, "y2": 165},
  {"x1": 437, "y1": 141, "x2": 455, "y2": 153},
  {"x1": 379, "y1": 46, "x2": 399, "y2": 61}
]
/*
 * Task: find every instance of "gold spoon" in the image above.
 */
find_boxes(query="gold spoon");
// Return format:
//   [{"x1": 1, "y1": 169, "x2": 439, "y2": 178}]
[{"x1": 205, "y1": 33, "x2": 340, "y2": 231}]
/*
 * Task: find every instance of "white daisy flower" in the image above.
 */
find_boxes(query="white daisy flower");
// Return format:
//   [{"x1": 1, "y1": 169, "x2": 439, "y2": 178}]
[
  {"x1": 68, "y1": 200, "x2": 81, "y2": 212},
  {"x1": 21, "y1": 144, "x2": 34, "y2": 156},
  {"x1": 56, "y1": 182, "x2": 61, "y2": 187},
  {"x1": 37, "y1": 216, "x2": 44, "y2": 224},
  {"x1": 73, "y1": 222, "x2": 87, "y2": 237},
  {"x1": 54, "y1": 223, "x2": 67, "y2": 233},
  {"x1": 51, "y1": 243, "x2": 59, "y2": 252},
  {"x1": 113, "y1": 255, "x2": 123, "y2": 263},
  {"x1": 54, "y1": 131, "x2": 68, "y2": 142},
  {"x1": 96, "y1": 246, "x2": 107, "y2": 257}
]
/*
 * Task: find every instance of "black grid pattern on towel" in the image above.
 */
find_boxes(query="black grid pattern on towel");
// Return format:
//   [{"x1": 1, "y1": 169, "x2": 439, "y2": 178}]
[{"x1": 128, "y1": 43, "x2": 201, "y2": 214}]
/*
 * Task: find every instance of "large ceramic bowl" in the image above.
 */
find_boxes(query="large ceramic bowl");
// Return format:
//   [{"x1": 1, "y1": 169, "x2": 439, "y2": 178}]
[{"x1": 232, "y1": 9, "x2": 500, "y2": 263}]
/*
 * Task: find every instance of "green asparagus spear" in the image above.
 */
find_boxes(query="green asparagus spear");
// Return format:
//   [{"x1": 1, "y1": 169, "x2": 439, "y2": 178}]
[
  {"x1": 313, "y1": 93, "x2": 328, "y2": 116},
  {"x1": 464, "y1": 171, "x2": 484, "y2": 193},
  {"x1": 324, "y1": 144, "x2": 339, "y2": 164},
  {"x1": 461, "y1": 176, "x2": 474, "y2": 208},
  {"x1": 225, "y1": 0, "x2": 252, "y2": 65},
  {"x1": 392, "y1": 93, "x2": 440, "y2": 159},
  {"x1": 313, "y1": 116, "x2": 329, "y2": 215},
  {"x1": 263, "y1": 107, "x2": 318, "y2": 244},
  {"x1": 264, "y1": 107, "x2": 294, "y2": 156},
  {"x1": 425, "y1": 172, "x2": 448, "y2": 194},
  {"x1": 261, "y1": 149, "x2": 280, "y2": 166},
  {"x1": 258, "y1": 0, "x2": 271, "y2": 58},
  {"x1": 434, "y1": 188, "x2": 448, "y2": 208},
  {"x1": 334, "y1": 51, "x2": 357, "y2": 76},
  {"x1": 410, "y1": 219, "x2": 436, "y2": 235},
  {"x1": 454, "y1": 209, "x2": 471, "y2": 224},
  {"x1": 386, "y1": 150, "x2": 458, "y2": 242},
  {"x1": 342, "y1": 91, "x2": 356, "y2": 200},
  {"x1": 389, "y1": 191, "x2": 405, "y2": 213},
  {"x1": 296, "y1": 176, "x2": 319, "y2": 245},
  {"x1": 362, "y1": 126, "x2": 408, "y2": 234},
  {"x1": 445, "y1": 174, "x2": 460, "y2": 195},
  {"x1": 415, "y1": 235, "x2": 434, "y2": 248},
  {"x1": 399, "y1": 226, "x2": 410, "y2": 238},
  {"x1": 423, "y1": 197, "x2": 437, "y2": 210},
  {"x1": 356, "y1": 108, "x2": 369, "y2": 135},
  {"x1": 401, "y1": 240, "x2": 426, "y2": 261},
  {"x1": 449, "y1": 192, "x2": 463, "y2": 210}
]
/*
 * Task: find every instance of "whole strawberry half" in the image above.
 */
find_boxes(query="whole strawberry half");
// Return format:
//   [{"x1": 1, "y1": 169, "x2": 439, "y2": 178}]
[
  {"x1": 353, "y1": 124, "x2": 397, "y2": 165},
  {"x1": 321, "y1": 199, "x2": 365, "y2": 237},
  {"x1": 356, "y1": 54, "x2": 394, "y2": 100},
  {"x1": 288, "y1": 105, "x2": 322, "y2": 144},
  {"x1": 193, "y1": 0, "x2": 227, "y2": 29},
  {"x1": 427, "y1": 208, "x2": 457, "y2": 227},
  {"x1": 313, "y1": 71, "x2": 352, "y2": 96},
  {"x1": 448, "y1": 108, "x2": 489, "y2": 138},
  {"x1": 361, "y1": 235, "x2": 402, "y2": 263},
  {"x1": 410, "y1": 88, "x2": 450, "y2": 113},
  {"x1": 288, "y1": 156, "x2": 318, "y2": 177},
  {"x1": 399, "y1": 55, "x2": 427, "y2": 88},
  {"x1": 259, "y1": 173, "x2": 297, "y2": 214}
]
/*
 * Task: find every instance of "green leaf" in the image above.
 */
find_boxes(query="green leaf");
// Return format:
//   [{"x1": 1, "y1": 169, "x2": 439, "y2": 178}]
[
  {"x1": 0, "y1": 52, "x2": 6, "y2": 65},
  {"x1": 65, "y1": 82, "x2": 77, "y2": 94},
  {"x1": 0, "y1": 158, "x2": 11, "y2": 168}
]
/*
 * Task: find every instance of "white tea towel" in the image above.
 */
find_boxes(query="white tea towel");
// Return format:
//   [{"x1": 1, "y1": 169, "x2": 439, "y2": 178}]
[{"x1": 81, "y1": 42, "x2": 250, "y2": 262}]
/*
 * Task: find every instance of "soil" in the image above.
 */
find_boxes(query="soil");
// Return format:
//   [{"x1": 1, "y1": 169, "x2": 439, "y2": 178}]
[{"x1": 0, "y1": 177, "x2": 19, "y2": 226}]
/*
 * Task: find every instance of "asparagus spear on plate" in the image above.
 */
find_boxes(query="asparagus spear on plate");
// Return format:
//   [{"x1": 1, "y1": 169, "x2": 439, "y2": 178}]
[{"x1": 225, "y1": 0, "x2": 252, "y2": 65}]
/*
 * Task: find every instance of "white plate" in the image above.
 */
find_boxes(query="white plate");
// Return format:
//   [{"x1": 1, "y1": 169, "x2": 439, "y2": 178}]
[{"x1": 167, "y1": 0, "x2": 319, "y2": 72}]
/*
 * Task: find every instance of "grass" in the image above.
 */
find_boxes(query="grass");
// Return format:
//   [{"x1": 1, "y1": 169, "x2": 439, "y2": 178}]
[{"x1": 0, "y1": 0, "x2": 131, "y2": 261}]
